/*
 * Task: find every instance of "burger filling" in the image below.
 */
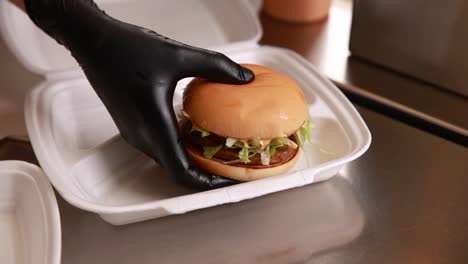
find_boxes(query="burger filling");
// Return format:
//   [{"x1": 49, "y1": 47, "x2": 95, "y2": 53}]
[{"x1": 179, "y1": 111, "x2": 313, "y2": 167}]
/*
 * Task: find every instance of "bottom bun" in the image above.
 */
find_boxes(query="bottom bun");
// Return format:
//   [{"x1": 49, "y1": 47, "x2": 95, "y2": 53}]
[{"x1": 187, "y1": 146, "x2": 301, "y2": 182}]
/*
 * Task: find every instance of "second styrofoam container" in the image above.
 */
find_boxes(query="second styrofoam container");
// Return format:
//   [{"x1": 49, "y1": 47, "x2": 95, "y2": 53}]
[
  {"x1": 0, "y1": 161, "x2": 61, "y2": 264},
  {"x1": 25, "y1": 46, "x2": 371, "y2": 225}
]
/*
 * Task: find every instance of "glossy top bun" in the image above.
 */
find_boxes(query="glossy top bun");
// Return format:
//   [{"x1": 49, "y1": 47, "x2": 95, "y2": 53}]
[{"x1": 183, "y1": 64, "x2": 308, "y2": 139}]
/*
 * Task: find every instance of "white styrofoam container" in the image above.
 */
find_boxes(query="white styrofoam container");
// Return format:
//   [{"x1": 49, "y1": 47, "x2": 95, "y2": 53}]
[
  {"x1": 25, "y1": 46, "x2": 371, "y2": 225},
  {"x1": 0, "y1": 161, "x2": 61, "y2": 264},
  {"x1": 1, "y1": 0, "x2": 371, "y2": 225}
]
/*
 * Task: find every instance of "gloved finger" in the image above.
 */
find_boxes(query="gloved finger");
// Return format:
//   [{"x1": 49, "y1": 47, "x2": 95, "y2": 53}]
[
  {"x1": 145, "y1": 82, "x2": 237, "y2": 190},
  {"x1": 176, "y1": 48, "x2": 254, "y2": 84},
  {"x1": 184, "y1": 166, "x2": 238, "y2": 190}
]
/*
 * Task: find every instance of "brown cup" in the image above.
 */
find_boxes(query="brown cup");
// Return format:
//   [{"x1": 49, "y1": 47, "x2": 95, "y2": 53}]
[{"x1": 263, "y1": 0, "x2": 332, "y2": 23}]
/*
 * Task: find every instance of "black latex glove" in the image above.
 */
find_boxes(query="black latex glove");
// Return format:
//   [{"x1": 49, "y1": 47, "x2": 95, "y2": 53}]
[{"x1": 24, "y1": 0, "x2": 254, "y2": 190}]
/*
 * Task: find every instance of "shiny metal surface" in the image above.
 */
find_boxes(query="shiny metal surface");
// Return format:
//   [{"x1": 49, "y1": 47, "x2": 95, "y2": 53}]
[
  {"x1": 0, "y1": 107, "x2": 466, "y2": 263},
  {"x1": 1, "y1": 1, "x2": 468, "y2": 263},
  {"x1": 320, "y1": 107, "x2": 468, "y2": 264},
  {"x1": 260, "y1": 0, "x2": 468, "y2": 132},
  {"x1": 58, "y1": 173, "x2": 364, "y2": 264},
  {"x1": 351, "y1": 0, "x2": 468, "y2": 98}
]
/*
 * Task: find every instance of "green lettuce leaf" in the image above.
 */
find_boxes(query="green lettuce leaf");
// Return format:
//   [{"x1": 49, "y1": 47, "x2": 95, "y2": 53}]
[
  {"x1": 295, "y1": 133, "x2": 303, "y2": 148},
  {"x1": 179, "y1": 111, "x2": 210, "y2": 138},
  {"x1": 303, "y1": 116, "x2": 312, "y2": 142},
  {"x1": 200, "y1": 130, "x2": 210, "y2": 137},
  {"x1": 296, "y1": 116, "x2": 313, "y2": 147},
  {"x1": 203, "y1": 145, "x2": 222, "y2": 159},
  {"x1": 269, "y1": 137, "x2": 289, "y2": 156},
  {"x1": 239, "y1": 145, "x2": 251, "y2": 163},
  {"x1": 201, "y1": 116, "x2": 313, "y2": 164},
  {"x1": 191, "y1": 126, "x2": 210, "y2": 137}
]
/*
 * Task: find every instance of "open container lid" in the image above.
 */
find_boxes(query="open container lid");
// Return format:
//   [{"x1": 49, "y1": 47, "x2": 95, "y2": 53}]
[
  {"x1": 0, "y1": 161, "x2": 61, "y2": 264},
  {"x1": 0, "y1": 0, "x2": 262, "y2": 78}
]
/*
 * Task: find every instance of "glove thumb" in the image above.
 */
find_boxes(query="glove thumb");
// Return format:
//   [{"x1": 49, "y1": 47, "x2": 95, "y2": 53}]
[{"x1": 178, "y1": 48, "x2": 254, "y2": 84}]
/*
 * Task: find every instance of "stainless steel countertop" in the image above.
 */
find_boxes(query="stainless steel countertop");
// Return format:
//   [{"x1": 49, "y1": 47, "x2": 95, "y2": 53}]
[
  {"x1": 1, "y1": 107, "x2": 466, "y2": 264},
  {"x1": 55, "y1": 107, "x2": 468, "y2": 264},
  {"x1": 1, "y1": 1, "x2": 468, "y2": 263}
]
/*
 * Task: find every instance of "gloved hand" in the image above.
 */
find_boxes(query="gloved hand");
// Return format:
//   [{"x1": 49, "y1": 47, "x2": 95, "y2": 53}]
[{"x1": 24, "y1": 0, "x2": 254, "y2": 190}]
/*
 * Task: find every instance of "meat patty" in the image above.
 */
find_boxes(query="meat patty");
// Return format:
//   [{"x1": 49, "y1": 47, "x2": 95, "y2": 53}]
[{"x1": 181, "y1": 122, "x2": 298, "y2": 167}]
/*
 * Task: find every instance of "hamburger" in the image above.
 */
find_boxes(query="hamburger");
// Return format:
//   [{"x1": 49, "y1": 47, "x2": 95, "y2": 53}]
[{"x1": 180, "y1": 64, "x2": 312, "y2": 181}]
